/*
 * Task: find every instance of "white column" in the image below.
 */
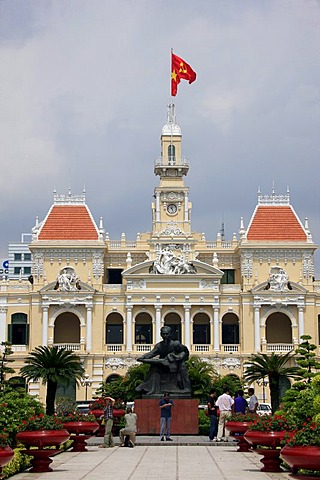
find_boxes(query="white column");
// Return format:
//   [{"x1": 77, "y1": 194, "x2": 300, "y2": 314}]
[
  {"x1": 155, "y1": 306, "x2": 162, "y2": 343},
  {"x1": 0, "y1": 307, "x2": 7, "y2": 343},
  {"x1": 42, "y1": 306, "x2": 49, "y2": 346},
  {"x1": 213, "y1": 308, "x2": 220, "y2": 351},
  {"x1": 126, "y1": 306, "x2": 133, "y2": 352},
  {"x1": 184, "y1": 193, "x2": 189, "y2": 221},
  {"x1": 86, "y1": 305, "x2": 93, "y2": 353},
  {"x1": 184, "y1": 306, "x2": 191, "y2": 350},
  {"x1": 298, "y1": 306, "x2": 304, "y2": 339},
  {"x1": 254, "y1": 306, "x2": 261, "y2": 352},
  {"x1": 156, "y1": 192, "x2": 160, "y2": 222}
]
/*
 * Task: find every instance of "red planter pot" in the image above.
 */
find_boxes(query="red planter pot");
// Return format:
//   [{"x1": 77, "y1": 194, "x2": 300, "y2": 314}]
[
  {"x1": 0, "y1": 446, "x2": 14, "y2": 479},
  {"x1": 280, "y1": 445, "x2": 320, "y2": 474},
  {"x1": 16, "y1": 429, "x2": 70, "y2": 473},
  {"x1": 16, "y1": 429, "x2": 70, "y2": 449},
  {"x1": 225, "y1": 421, "x2": 253, "y2": 452},
  {"x1": 63, "y1": 421, "x2": 100, "y2": 452},
  {"x1": 244, "y1": 430, "x2": 286, "y2": 472}
]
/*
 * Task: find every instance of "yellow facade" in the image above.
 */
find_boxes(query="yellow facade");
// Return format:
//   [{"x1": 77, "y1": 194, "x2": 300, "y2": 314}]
[{"x1": 1, "y1": 104, "x2": 320, "y2": 404}]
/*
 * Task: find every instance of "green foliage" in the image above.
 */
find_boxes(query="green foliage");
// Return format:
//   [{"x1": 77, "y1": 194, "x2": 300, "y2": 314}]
[
  {"x1": 198, "y1": 409, "x2": 210, "y2": 435},
  {"x1": 284, "y1": 422, "x2": 320, "y2": 447},
  {"x1": 228, "y1": 412, "x2": 259, "y2": 422},
  {"x1": 282, "y1": 372, "x2": 320, "y2": 427},
  {"x1": 18, "y1": 413, "x2": 64, "y2": 431},
  {"x1": 2, "y1": 448, "x2": 32, "y2": 479},
  {"x1": 212, "y1": 374, "x2": 243, "y2": 397},
  {"x1": 60, "y1": 412, "x2": 96, "y2": 422},
  {"x1": 20, "y1": 346, "x2": 85, "y2": 415},
  {"x1": 55, "y1": 396, "x2": 78, "y2": 416},
  {"x1": 0, "y1": 342, "x2": 15, "y2": 391},
  {"x1": 186, "y1": 357, "x2": 217, "y2": 398},
  {"x1": 294, "y1": 335, "x2": 320, "y2": 383},
  {"x1": 244, "y1": 351, "x2": 301, "y2": 413},
  {"x1": 0, "y1": 388, "x2": 44, "y2": 447},
  {"x1": 248, "y1": 414, "x2": 295, "y2": 432},
  {"x1": 95, "y1": 376, "x2": 128, "y2": 402}
]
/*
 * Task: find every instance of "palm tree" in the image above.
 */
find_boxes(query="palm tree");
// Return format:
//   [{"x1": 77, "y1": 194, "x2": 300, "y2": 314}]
[
  {"x1": 20, "y1": 346, "x2": 85, "y2": 415},
  {"x1": 243, "y1": 351, "x2": 301, "y2": 413},
  {"x1": 186, "y1": 356, "x2": 217, "y2": 399}
]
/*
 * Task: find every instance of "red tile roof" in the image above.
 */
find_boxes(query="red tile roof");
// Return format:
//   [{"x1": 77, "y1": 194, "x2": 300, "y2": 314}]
[
  {"x1": 247, "y1": 206, "x2": 307, "y2": 241},
  {"x1": 38, "y1": 205, "x2": 99, "y2": 240}
]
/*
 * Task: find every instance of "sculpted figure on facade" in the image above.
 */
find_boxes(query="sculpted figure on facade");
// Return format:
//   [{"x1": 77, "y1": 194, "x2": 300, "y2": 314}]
[
  {"x1": 265, "y1": 266, "x2": 292, "y2": 292},
  {"x1": 55, "y1": 267, "x2": 81, "y2": 291},
  {"x1": 149, "y1": 247, "x2": 197, "y2": 274}
]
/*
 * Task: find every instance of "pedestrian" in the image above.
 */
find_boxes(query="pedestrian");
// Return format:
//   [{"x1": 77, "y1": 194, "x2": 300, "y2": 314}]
[
  {"x1": 248, "y1": 388, "x2": 259, "y2": 413},
  {"x1": 99, "y1": 396, "x2": 115, "y2": 448},
  {"x1": 233, "y1": 389, "x2": 248, "y2": 414},
  {"x1": 159, "y1": 392, "x2": 174, "y2": 441},
  {"x1": 207, "y1": 389, "x2": 218, "y2": 441},
  {"x1": 119, "y1": 407, "x2": 138, "y2": 448},
  {"x1": 215, "y1": 387, "x2": 234, "y2": 442}
]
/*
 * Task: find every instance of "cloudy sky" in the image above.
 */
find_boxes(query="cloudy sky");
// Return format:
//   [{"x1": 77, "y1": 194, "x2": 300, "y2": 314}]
[{"x1": 0, "y1": 0, "x2": 320, "y2": 273}]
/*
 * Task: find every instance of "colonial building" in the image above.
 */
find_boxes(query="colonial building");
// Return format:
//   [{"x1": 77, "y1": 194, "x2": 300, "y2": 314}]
[{"x1": 1, "y1": 104, "x2": 319, "y2": 402}]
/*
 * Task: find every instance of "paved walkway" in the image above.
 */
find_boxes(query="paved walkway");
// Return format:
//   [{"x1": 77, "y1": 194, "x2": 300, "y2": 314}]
[{"x1": 12, "y1": 436, "x2": 298, "y2": 480}]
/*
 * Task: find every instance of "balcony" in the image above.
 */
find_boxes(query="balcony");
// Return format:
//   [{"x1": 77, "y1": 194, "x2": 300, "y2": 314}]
[
  {"x1": 134, "y1": 344, "x2": 152, "y2": 353},
  {"x1": 223, "y1": 344, "x2": 239, "y2": 353},
  {"x1": 266, "y1": 343, "x2": 293, "y2": 353},
  {"x1": 53, "y1": 343, "x2": 81, "y2": 351},
  {"x1": 192, "y1": 344, "x2": 210, "y2": 353},
  {"x1": 106, "y1": 344, "x2": 125, "y2": 353}
]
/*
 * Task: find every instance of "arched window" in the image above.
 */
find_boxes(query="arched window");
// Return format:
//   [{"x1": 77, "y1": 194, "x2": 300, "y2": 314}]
[
  {"x1": 266, "y1": 313, "x2": 292, "y2": 343},
  {"x1": 54, "y1": 312, "x2": 80, "y2": 344},
  {"x1": 168, "y1": 144, "x2": 176, "y2": 165},
  {"x1": 135, "y1": 313, "x2": 152, "y2": 344},
  {"x1": 106, "y1": 313, "x2": 123, "y2": 344},
  {"x1": 222, "y1": 313, "x2": 239, "y2": 344},
  {"x1": 9, "y1": 313, "x2": 29, "y2": 345},
  {"x1": 106, "y1": 374, "x2": 122, "y2": 384},
  {"x1": 164, "y1": 312, "x2": 181, "y2": 341},
  {"x1": 193, "y1": 313, "x2": 210, "y2": 344}
]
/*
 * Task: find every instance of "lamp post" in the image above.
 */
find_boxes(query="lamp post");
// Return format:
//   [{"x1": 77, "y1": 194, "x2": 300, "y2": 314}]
[
  {"x1": 80, "y1": 373, "x2": 92, "y2": 402},
  {"x1": 257, "y1": 377, "x2": 269, "y2": 403}
]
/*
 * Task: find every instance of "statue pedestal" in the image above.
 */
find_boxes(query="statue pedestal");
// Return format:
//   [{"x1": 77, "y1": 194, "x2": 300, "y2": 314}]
[{"x1": 134, "y1": 398, "x2": 199, "y2": 435}]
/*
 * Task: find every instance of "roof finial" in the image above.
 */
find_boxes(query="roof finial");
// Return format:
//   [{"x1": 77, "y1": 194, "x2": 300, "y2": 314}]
[{"x1": 272, "y1": 180, "x2": 275, "y2": 195}]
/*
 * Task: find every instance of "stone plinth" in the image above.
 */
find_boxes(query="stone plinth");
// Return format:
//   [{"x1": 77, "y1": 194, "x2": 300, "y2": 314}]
[{"x1": 134, "y1": 398, "x2": 199, "y2": 435}]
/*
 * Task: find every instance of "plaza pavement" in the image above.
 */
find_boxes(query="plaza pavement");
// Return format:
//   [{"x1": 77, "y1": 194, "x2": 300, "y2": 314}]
[{"x1": 12, "y1": 436, "x2": 296, "y2": 480}]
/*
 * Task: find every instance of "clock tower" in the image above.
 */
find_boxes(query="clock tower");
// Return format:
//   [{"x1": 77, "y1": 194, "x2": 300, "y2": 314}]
[{"x1": 150, "y1": 104, "x2": 193, "y2": 259}]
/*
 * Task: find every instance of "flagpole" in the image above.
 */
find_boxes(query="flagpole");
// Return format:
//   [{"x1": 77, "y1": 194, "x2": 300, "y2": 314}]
[{"x1": 170, "y1": 48, "x2": 173, "y2": 160}]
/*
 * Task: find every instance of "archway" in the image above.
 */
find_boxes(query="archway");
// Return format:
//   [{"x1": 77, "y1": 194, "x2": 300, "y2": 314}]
[
  {"x1": 106, "y1": 312, "x2": 124, "y2": 344},
  {"x1": 164, "y1": 312, "x2": 181, "y2": 341},
  {"x1": 54, "y1": 312, "x2": 80, "y2": 344},
  {"x1": 266, "y1": 312, "x2": 292, "y2": 343},
  {"x1": 193, "y1": 312, "x2": 210, "y2": 344},
  {"x1": 135, "y1": 312, "x2": 153, "y2": 344}
]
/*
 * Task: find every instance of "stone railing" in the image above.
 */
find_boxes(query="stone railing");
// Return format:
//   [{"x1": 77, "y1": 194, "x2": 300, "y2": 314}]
[
  {"x1": 106, "y1": 344, "x2": 124, "y2": 353},
  {"x1": 266, "y1": 343, "x2": 293, "y2": 353},
  {"x1": 192, "y1": 344, "x2": 210, "y2": 352},
  {"x1": 223, "y1": 344, "x2": 239, "y2": 353},
  {"x1": 53, "y1": 343, "x2": 81, "y2": 351}
]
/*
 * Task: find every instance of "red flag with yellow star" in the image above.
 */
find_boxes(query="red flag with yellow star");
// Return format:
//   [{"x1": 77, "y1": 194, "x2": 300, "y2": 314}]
[{"x1": 171, "y1": 52, "x2": 197, "y2": 96}]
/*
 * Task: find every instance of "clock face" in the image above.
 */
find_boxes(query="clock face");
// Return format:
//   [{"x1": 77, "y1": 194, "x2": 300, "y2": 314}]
[{"x1": 167, "y1": 203, "x2": 177, "y2": 214}]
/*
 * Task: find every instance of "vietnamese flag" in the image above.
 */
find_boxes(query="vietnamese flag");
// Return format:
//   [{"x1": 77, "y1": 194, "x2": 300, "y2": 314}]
[{"x1": 171, "y1": 52, "x2": 197, "y2": 96}]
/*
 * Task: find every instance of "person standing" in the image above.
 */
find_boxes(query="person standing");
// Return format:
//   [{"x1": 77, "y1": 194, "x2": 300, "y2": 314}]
[
  {"x1": 207, "y1": 389, "x2": 218, "y2": 441},
  {"x1": 233, "y1": 389, "x2": 248, "y2": 414},
  {"x1": 119, "y1": 407, "x2": 138, "y2": 448},
  {"x1": 99, "y1": 396, "x2": 115, "y2": 448},
  {"x1": 215, "y1": 387, "x2": 234, "y2": 441},
  {"x1": 159, "y1": 392, "x2": 174, "y2": 441},
  {"x1": 248, "y1": 388, "x2": 259, "y2": 413}
]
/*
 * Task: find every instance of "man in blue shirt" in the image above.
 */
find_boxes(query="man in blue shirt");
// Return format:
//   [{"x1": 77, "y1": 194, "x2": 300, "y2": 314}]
[
  {"x1": 159, "y1": 392, "x2": 174, "y2": 441},
  {"x1": 233, "y1": 389, "x2": 248, "y2": 414}
]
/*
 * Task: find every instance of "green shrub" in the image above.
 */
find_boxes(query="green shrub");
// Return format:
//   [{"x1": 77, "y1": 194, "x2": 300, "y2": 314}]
[
  {"x1": 198, "y1": 409, "x2": 210, "y2": 435},
  {"x1": 2, "y1": 449, "x2": 32, "y2": 479}
]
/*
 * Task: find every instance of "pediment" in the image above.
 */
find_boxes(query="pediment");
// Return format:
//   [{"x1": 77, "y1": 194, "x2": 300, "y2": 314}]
[
  {"x1": 39, "y1": 280, "x2": 95, "y2": 294},
  {"x1": 252, "y1": 280, "x2": 307, "y2": 294},
  {"x1": 122, "y1": 259, "x2": 224, "y2": 277}
]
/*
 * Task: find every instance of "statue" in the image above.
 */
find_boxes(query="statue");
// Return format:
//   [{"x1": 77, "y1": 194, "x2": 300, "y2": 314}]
[
  {"x1": 54, "y1": 267, "x2": 81, "y2": 292},
  {"x1": 149, "y1": 247, "x2": 197, "y2": 275},
  {"x1": 136, "y1": 326, "x2": 191, "y2": 397},
  {"x1": 265, "y1": 266, "x2": 292, "y2": 292}
]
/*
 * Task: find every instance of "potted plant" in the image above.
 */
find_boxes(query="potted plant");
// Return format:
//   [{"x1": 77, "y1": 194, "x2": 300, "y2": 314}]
[
  {"x1": 280, "y1": 421, "x2": 320, "y2": 474},
  {"x1": 62, "y1": 412, "x2": 99, "y2": 452},
  {"x1": 16, "y1": 414, "x2": 70, "y2": 473},
  {"x1": 244, "y1": 414, "x2": 295, "y2": 472},
  {"x1": 225, "y1": 413, "x2": 258, "y2": 452},
  {"x1": 0, "y1": 435, "x2": 14, "y2": 480}
]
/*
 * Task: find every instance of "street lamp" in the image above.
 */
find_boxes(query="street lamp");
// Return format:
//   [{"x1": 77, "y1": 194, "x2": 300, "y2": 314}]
[
  {"x1": 80, "y1": 373, "x2": 92, "y2": 402},
  {"x1": 257, "y1": 377, "x2": 269, "y2": 403}
]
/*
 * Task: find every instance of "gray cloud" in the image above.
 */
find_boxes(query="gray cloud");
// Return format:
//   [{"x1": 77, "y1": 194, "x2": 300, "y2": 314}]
[{"x1": 0, "y1": 0, "x2": 319, "y2": 272}]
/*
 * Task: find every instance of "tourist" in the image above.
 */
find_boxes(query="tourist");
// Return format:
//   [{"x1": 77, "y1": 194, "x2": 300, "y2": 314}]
[
  {"x1": 233, "y1": 389, "x2": 248, "y2": 414},
  {"x1": 207, "y1": 389, "x2": 218, "y2": 441},
  {"x1": 248, "y1": 388, "x2": 259, "y2": 413},
  {"x1": 119, "y1": 407, "x2": 138, "y2": 448},
  {"x1": 99, "y1": 396, "x2": 115, "y2": 448},
  {"x1": 215, "y1": 387, "x2": 234, "y2": 441},
  {"x1": 159, "y1": 392, "x2": 174, "y2": 441}
]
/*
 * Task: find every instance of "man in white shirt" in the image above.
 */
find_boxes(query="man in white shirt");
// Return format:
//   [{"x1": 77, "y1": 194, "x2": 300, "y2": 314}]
[
  {"x1": 248, "y1": 388, "x2": 259, "y2": 413},
  {"x1": 215, "y1": 387, "x2": 234, "y2": 442}
]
